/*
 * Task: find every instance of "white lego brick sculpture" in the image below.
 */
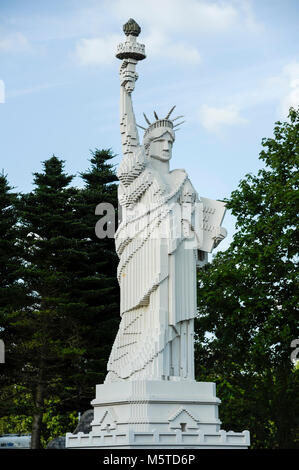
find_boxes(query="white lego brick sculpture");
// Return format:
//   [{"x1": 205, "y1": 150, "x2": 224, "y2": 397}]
[{"x1": 66, "y1": 18, "x2": 250, "y2": 449}]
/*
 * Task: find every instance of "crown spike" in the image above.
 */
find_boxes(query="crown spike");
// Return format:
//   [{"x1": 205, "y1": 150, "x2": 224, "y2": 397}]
[
  {"x1": 153, "y1": 111, "x2": 159, "y2": 120},
  {"x1": 143, "y1": 113, "x2": 152, "y2": 125},
  {"x1": 165, "y1": 105, "x2": 176, "y2": 119},
  {"x1": 172, "y1": 115, "x2": 184, "y2": 121},
  {"x1": 137, "y1": 124, "x2": 147, "y2": 130},
  {"x1": 173, "y1": 121, "x2": 185, "y2": 128}
]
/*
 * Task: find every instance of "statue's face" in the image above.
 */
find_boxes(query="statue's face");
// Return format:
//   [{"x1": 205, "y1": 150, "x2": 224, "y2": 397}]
[{"x1": 148, "y1": 131, "x2": 174, "y2": 162}]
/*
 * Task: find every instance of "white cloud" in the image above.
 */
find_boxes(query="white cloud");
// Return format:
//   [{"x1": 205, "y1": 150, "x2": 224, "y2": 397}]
[
  {"x1": 265, "y1": 62, "x2": 299, "y2": 117},
  {"x1": 192, "y1": 61, "x2": 298, "y2": 134},
  {"x1": 238, "y1": 0, "x2": 264, "y2": 33},
  {"x1": 199, "y1": 104, "x2": 247, "y2": 132},
  {"x1": 282, "y1": 86, "x2": 299, "y2": 115},
  {"x1": 6, "y1": 82, "x2": 62, "y2": 99},
  {"x1": 111, "y1": 0, "x2": 250, "y2": 35},
  {"x1": 279, "y1": 63, "x2": 299, "y2": 116},
  {"x1": 0, "y1": 80, "x2": 5, "y2": 103},
  {"x1": 73, "y1": 0, "x2": 259, "y2": 67},
  {"x1": 144, "y1": 30, "x2": 201, "y2": 64},
  {"x1": 0, "y1": 32, "x2": 31, "y2": 53},
  {"x1": 74, "y1": 34, "x2": 121, "y2": 66},
  {"x1": 74, "y1": 29, "x2": 201, "y2": 67}
]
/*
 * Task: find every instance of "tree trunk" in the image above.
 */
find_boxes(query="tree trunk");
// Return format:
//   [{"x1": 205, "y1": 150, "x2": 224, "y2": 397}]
[{"x1": 31, "y1": 365, "x2": 45, "y2": 449}]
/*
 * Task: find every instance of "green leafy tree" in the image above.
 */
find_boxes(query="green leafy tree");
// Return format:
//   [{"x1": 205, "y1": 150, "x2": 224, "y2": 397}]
[
  {"x1": 195, "y1": 108, "x2": 299, "y2": 448},
  {"x1": 0, "y1": 390, "x2": 78, "y2": 448}
]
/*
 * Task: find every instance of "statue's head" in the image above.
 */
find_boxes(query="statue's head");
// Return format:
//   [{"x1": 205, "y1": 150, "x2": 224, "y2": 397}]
[
  {"x1": 144, "y1": 127, "x2": 175, "y2": 162},
  {"x1": 140, "y1": 107, "x2": 184, "y2": 162}
]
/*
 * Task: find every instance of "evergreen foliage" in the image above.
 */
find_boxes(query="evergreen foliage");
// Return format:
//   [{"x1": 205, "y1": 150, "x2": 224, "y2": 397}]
[
  {"x1": 68, "y1": 148, "x2": 119, "y2": 406},
  {"x1": 0, "y1": 151, "x2": 119, "y2": 448}
]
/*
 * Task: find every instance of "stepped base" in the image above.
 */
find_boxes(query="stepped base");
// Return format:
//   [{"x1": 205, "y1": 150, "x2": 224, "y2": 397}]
[{"x1": 66, "y1": 380, "x2": 250, "y2": 449}]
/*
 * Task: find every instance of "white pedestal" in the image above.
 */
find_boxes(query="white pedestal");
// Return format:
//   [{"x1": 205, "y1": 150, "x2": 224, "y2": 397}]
[{"x1": 66, "y1": 380, "x2": 250, "y2": 449}]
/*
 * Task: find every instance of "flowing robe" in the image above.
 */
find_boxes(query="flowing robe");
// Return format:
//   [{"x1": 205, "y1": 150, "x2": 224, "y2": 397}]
[{"x1": 105, "y1": 145, "x2": 199, "y2": 383}]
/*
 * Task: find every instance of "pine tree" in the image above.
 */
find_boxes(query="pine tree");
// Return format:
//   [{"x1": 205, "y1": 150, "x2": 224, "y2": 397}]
[
  {"x1": 8, "y1": 156, "x2": 85, "y2": 448},
  {"x1": 0, "y1": 172, "x2": 26, "y2": 311},
  {"x1": 0, "y1": 173, "x2": 30, "y2": 417},
  {"x1": 71, "y1": 148, "x2": 120, "y2": 402},
  {"x1": 0, "y1": 150, "x2": 120, "y2": 447}
]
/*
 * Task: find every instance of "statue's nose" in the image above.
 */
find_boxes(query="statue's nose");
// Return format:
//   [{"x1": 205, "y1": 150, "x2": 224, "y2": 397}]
[{"x1": 163, "y1": 140, "x2": 170, "y2": 151}]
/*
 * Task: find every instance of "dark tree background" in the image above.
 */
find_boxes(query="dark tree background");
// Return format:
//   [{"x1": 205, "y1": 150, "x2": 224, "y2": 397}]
[
  {"x1": 69, "y1": 148, "x2": 120, "y2": 408},
  {"x1": 0, "y1": 150, "x2": 119, "y2": 448}
]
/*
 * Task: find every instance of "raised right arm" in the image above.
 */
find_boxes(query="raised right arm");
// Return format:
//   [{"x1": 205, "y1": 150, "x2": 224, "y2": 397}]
[{"x1": 119, "y1": 59, "x2": 140, "y2": 157}]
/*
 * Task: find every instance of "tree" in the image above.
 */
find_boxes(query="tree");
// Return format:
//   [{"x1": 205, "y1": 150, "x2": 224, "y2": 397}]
[
  {"x1": 195, "y1": 108, "x2": 299, "y2": 448},
  {"x1": 0, "y1": 172, "x2": 28, "y2": 315},
  {"x1": 0, "y1": 150, "x2": 120, "y2": 448},
  {"x1": 52, "y1": 148, "x2": 120, "y2": 415},
  {"x1": 73, "y1": 148, "x2": 119, "y2": 394},
  {"x1": 0, "y1": 173, "x2": 30, "y2": 418},
  {"x1": 2, "y1": 156, "x2": 85, "y2": 448}
]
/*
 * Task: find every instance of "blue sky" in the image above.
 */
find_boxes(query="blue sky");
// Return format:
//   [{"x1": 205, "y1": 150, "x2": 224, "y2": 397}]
[{"x1": 0, "y1": 0, "x2": 298, "y2": 252}]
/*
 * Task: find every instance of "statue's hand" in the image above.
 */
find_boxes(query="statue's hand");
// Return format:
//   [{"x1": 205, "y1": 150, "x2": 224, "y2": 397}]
[{"x1": 120, "y1": 60, "x2": 138, "y2": 93}]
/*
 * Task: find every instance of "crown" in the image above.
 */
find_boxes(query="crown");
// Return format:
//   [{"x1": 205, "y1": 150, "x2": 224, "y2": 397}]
[{"x1": 137, "y1": 106, "x2": 185, "y2": 137}]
